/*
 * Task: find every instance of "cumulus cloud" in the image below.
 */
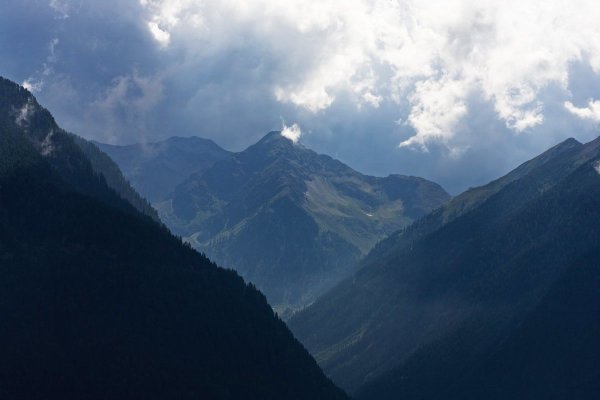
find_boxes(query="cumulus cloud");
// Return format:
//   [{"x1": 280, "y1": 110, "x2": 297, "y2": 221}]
[
  {"x1": 401, "y1": 77, "x2": 469, "y2": 149},
  {"x1": 147, "y1": 21, "x2": 171, "y2": 47},
  {"x1": 3, "y1": 0, "x2": 600, "y2": 193},
  {"x1": 281, "y1": 122, "x2": 302, "y2": 143},
  {"x1": 137, "y1": 0, "x2": 600, "y2": 150},
  {"x1": 565, "y1": 100, "x2": 600, "y2": 121}
]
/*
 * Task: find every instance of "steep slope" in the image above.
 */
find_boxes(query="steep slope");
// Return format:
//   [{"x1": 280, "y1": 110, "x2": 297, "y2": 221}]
[
  {"x1": 72, "y1": 135, "x2": 160, "y2": 221},
  {"x1": 159, "y1": 131, "x2": 449, "y2": 315},
  {"x1": 289, "y1": 136, "x2": 600, "y2": 396},
  {"x1": 364, "y1": 136, "x2": 583, "y2": 265},
  {"x1": 0, "y1": 77, "x2": 158, "y2": 221},
  {"x1": 96, "y1": 136, "x2": 231, "y2": 202},
  {"x1": 357, "y1": 157, "x2": 600, "y2": 400},
  {"x1": 0, "y1": 77, "x2": 347, "y2": 400},
  {"x1": 466, "y1": 247, "x2": 600, "y2": 400}
]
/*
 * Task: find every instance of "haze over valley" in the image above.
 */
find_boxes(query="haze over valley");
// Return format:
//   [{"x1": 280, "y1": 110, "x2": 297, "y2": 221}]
[
  {"x1": 2, "y1": 1, "x2": 600, "y2": 399},
  {"x1": 100, "y1": 132, "x2": 449, "y2": 315}
]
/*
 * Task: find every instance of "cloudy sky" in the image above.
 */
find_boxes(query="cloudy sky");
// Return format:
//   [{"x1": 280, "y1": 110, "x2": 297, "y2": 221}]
[{"x1": 2, "y1": 0, "x2": 600, "y2": 193}]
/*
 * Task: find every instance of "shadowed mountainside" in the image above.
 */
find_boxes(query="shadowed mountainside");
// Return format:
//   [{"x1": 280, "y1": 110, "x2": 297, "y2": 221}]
[
  {"x1": 289, "y1": 135, "x2": 600, "y2": 398},
  {"x1": 0, "y1": 76, "x2": 348, "y2": 400}
]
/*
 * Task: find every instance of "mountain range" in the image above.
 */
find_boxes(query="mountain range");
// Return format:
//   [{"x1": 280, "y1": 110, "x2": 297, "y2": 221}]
[
  {"x1": 145, "y1": 131, "x2": 450, "y2": 315},
  {"x1": 96, "y1": 136, "x2": 231, "y2": 203},
  {"x1": 289, "y1": 135, "x2": 600, "y2": 398},
  {"x1": 6, "y1": 69, "x2": 599, "y2": 400},
  {"x1": 0, "y1": 76, "x2": 347, "y2": 400}
]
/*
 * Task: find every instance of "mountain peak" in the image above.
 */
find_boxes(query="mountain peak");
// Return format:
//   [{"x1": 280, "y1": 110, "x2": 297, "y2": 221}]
[
  {"x1": 259, "y1": 128, "x2": 304, "y2": 145},
  {"x1": 165, "y1": 129, "x2": 449, "y2": 314},
  {"x1": 249, "y1": 130, "x2": 305, "y2": 157},
  {"x1": 258, "y1": 130, "x2": 295, "y2": 143},
  {"x1": 555, "y1": 136, "x2": 582, "y2": 149},
  {"x1": 561, "y1": 137, "x2": 581, "y2": 145}
]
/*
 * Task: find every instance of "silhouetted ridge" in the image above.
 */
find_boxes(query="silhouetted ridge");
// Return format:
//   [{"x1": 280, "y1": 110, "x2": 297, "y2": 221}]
[
  {"x1": 0, "y1": 76, "x2": 157, "y2": 221},
  {"x1": 0, "y1": 76, "x2": 348, "y2": 400}
]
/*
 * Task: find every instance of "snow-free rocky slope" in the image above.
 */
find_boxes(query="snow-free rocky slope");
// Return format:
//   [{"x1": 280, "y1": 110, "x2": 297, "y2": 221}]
[{"x1": 158, "y1": 131, "x2": 450, "y2": 315}]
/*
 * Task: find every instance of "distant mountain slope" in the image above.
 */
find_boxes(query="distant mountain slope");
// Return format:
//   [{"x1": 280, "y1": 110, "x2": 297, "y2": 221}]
[
  {"x1": 158, "y1": 131, "x2": 449, "y2": 315},
  {"x1": 0, "y1": 76, "x2": 347, "y2": 400},
  {"x1": 96, "y1": 136, "x2": 231, "y2": 202},
  {"x1": 289, "y1": 136, "x2": 600, "y2": 397},
  {"x1": 363, "y1": 136, "x2": 584, "y2": 266}
]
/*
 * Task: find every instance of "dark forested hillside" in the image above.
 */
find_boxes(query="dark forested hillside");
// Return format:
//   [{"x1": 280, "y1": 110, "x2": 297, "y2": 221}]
[
  {"x1": 0, "y1": 77, "x2": 347, "y2": 400},
  {"x1": 0, "y1": 77, "x2": 158, "y2": 221},
  {"x1": 71, "y1": 134, "x2": 160, "y2": 221},
  {"x1": 156, "y1": 131, "x2": 449, "y2": 316},
  {"x1": 289, "y1": 136, "x2": 600, "y2": 398}
]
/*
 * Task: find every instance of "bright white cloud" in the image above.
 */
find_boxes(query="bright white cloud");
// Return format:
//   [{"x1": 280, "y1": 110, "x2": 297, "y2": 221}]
[
  {"x1": 22, "y1": 79, "x2": 43, "y2": 93},
  {"x1": 147, "y1": 21, "x2": 171, "y2": 46},
  {"x1": 281, "y1": 122, "x2": 302, "y2": 143},
  {"x1": 565, "y1": 100, "x2": 600, "y2": 121},
  {"x1": 136, "y1": 0, "x2": 600, "y2": 151},
  {"x1": 402, "y1": 76, "x2": 469, "y2": 148}
]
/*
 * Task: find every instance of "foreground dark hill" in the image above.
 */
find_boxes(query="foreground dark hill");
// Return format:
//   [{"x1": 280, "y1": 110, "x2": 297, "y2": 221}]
[
  {"x1": 96, "y1": 136, "x2": 231, "y2": 202},
  {"x1": 72, "y1": 135, "x2": 160, "y2": 221},
  {"x1": 157, "y1": 131, "x2": 449, "y2": 315},
  {"x1": 0, "y1": 81, "x2": 157, "y2": 221},
  {"x1": 0, "y1": 77, "x2": 347, "y2": 400},
  {"x1": 0, "y1": 77, "x2": 157, "y2": 222},
  {"x1": 289, "y1": 136, "x2": 600, "y2": 398}
]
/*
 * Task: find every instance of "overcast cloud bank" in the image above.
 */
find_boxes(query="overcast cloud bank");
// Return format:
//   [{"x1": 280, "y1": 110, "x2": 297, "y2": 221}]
[{"x1": 1, "y1": 0, "x2": 600, "y2": 192}]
